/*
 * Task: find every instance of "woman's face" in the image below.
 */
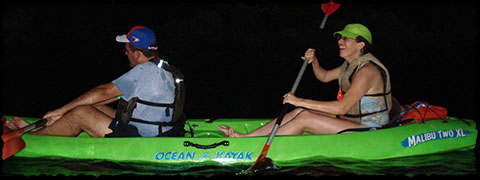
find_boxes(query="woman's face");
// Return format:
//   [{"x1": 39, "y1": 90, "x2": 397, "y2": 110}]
[{"x1": 337, "y1": 36, "x2": 365, "y2": 62}]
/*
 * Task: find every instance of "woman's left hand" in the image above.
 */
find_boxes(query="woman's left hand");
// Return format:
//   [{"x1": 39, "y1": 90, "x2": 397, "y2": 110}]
[{"x1": 283, "y1": 92, "x2": 302, "y2": 106}]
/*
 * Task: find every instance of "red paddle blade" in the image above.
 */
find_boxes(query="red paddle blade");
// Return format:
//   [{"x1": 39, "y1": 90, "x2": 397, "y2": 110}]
[
  {"x1": 2, "y1": 128, "x2": 26, "y2": 142},
  {"x1": 2, "y1": 117, "x2": 27, "y2": 159},
  {"x1": 243, "y1": 144, "x2": 271, "y2": 174},
  {"x1": 2, "y1": 136, "x2": 26, "y2": 160},
  {"x1": 321, "y1": 0, "x2": 341, "y2": 16}
]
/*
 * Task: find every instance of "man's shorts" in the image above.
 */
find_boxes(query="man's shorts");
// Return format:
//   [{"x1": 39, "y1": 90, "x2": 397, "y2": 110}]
[{"x1": 105, "y1": 119, "x2": 141, "y2": 137}]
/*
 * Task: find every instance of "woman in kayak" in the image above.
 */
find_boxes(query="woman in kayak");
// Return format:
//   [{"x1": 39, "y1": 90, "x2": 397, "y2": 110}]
[{"x1": 219, "y1": 23, "x2": 393, "y2": 137}]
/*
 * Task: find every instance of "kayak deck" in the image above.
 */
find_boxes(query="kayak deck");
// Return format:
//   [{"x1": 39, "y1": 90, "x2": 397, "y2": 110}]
[{"x1": 2, "y1": 116, "x2": 477, "y2": 165}]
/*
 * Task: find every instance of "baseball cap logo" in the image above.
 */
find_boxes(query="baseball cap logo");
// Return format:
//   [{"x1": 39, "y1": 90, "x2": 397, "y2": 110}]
[{"x1": 132, "y1": 36, "x2": 140, "y2": 42}]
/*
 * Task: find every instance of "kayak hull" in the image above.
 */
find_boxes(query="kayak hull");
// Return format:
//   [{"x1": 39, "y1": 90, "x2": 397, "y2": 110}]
[{"x1": 3, "y1": 116, "x2": 477, "y2": 165}]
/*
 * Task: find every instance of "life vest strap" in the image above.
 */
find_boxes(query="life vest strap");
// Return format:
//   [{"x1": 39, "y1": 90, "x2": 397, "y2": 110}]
[
  {"x1": 129, "y1": 117, "x2": 171, "y2": 126},
  {"x1": 342, "y1": 108, "x2": 389, "y2": 118},
  {"x1": 136, "y1": 98, "x2": 174, "y2": 117},
  {"x1": 136, "y1": 98, "x2": 174, "y2": 107},
  {"x1": 364, "y1": 91, "x2": 391, "y2": 97}
]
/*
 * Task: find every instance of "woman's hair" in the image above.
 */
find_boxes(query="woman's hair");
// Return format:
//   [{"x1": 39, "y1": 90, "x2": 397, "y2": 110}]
[
  {"x1": 355, "y1": 36, "x2": 371, "y2": 54},
  {"x1": 128, "y1": 43, "x2": 159, "y2": 58}
]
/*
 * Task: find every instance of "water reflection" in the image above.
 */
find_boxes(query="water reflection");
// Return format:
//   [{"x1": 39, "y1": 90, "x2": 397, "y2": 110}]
[{"x1": 3, "y1": 150, "x2": 476, "y2": 176}]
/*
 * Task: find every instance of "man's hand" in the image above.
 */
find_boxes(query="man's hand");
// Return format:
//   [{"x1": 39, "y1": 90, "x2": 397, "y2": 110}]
[{"x1": 42, "y1": 108, "x2": 66, "y2": 126}]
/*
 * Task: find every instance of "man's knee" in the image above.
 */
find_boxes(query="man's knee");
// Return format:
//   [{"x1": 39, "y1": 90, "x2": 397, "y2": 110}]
[
  {"x1": 68, "y1": 105, "x2": 96, "y2": 118},
  {"x1": 68, "y1": 105, "x2": 110, "y2": 127}
]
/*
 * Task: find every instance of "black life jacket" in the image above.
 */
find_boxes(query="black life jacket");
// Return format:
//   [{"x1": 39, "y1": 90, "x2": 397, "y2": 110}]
[{"x1": 115, "y1": 58, "x2": 186, "y2": 137}]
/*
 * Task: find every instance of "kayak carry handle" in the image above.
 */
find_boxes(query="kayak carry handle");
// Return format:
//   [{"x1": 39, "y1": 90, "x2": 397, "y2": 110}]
[{"x1": 183, "y1": 141, "x2": 229, "y2": 149}]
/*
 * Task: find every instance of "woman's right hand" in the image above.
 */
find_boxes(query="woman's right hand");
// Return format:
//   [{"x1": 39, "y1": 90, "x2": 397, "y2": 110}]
[{"x1": 301, "y1": 48, "x2": 318, "y2": 64}]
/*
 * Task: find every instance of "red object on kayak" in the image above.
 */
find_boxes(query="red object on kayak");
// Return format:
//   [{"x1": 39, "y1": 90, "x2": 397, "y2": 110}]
[{"x1": 400, "y1": 101, "x2": 448, "y2": 125}]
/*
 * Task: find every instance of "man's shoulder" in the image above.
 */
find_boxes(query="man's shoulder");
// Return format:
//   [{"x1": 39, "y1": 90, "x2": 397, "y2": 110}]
[
  {"x1": 136, "y1": 61, "x2": 156, "y2": 69},
  {"x1": 128, "y1": 61, "x2": 159, "y2": 73}
]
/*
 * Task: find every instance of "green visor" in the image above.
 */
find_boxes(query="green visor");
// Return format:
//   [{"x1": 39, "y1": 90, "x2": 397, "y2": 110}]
[{"x1": 334, "y1": 23, "x2": 372, "y2": 44}]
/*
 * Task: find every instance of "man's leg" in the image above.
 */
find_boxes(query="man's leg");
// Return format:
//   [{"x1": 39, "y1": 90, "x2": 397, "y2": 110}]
[
  {"x1": 93, "y1": 105, "x2": 116, "y2": 119},
  {"x1": 30, "y1": 105, "x2": 114, "y2": 137}
]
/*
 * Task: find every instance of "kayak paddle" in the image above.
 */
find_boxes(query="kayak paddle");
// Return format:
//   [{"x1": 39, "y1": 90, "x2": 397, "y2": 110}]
[
  {"x1": 244, "y1": 57, "x2": 310, "y2": 173},
  {"x1": 319, "y1": 0, "x2": 341, "y2": 29},
  {"x1": 244, "y1": 0, "x2": 341, "y2": 173},
  {"x1": 2, "y1": 117, "x2": 48, "y2": 159}
]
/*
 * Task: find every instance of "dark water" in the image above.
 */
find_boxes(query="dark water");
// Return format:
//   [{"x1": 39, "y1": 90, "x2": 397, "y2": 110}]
[{"x1": 2, "y1": 150, "x2": 476, "y2": 177}]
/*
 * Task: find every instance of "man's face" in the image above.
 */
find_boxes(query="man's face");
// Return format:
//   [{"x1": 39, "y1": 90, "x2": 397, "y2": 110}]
[{"x1": 124, "y1": 43, "x2": 138, "y2": 67}]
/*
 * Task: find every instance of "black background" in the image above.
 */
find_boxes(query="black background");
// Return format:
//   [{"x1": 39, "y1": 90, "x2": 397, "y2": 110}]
[{"x1": 2, "y1": 0, "x2": 477, "y2": 121}]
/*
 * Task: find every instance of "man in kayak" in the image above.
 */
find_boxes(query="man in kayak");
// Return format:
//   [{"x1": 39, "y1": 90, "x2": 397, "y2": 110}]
[
  {"x1": 219, "y1": 23, "x2": 392, "y2": 137},
  {"x1": 5, "y1": 26, "x2": 181, "y2": 137}
]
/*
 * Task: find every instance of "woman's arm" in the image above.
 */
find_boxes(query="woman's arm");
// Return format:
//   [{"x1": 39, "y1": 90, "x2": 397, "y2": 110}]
[
  {"x1": 303, "y1": 48, "x2": 341, "y2": 83},
  {"x1": 283, "y1": 64, "x2": 380, "y2": 115}
]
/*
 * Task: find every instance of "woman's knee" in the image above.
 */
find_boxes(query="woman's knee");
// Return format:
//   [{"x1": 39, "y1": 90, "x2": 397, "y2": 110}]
[
  {"x1": 291, "y1": 107, "x2": 307, "y2": 116},
  {"x1": 289, "y1": 110, "x2": 315, "y2": 125},
  {"x1": 295, "y1": 110, "x2": 335, "y2": 125}
]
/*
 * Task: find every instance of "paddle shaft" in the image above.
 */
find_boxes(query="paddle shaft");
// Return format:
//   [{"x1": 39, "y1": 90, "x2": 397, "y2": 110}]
[
  {"x1": 24, "y1": 119, "x2": 48, "y2": 132},
  {"x1": 244, "y1": 58, "x2": 309, "y2": 172},
  {"x1": 319, "y1": 14, "x2": 329, "y2": 30},
  {"x1": 266, "y1": 58, "x2": 309, "y2": 145}
]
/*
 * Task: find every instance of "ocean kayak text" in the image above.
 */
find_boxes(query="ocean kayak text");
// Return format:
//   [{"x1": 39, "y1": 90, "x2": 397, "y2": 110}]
[
  {"x1": 401, "y1": 128, "x2": 471, "y2": 148},
  {"x1": 154, "y1": 151, "x2": 253, "y2": 161}
]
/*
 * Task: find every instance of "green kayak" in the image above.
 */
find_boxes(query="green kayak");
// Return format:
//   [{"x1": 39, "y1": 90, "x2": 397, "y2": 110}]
[{"x1": 2, "y1": 116, "x2": 477, "y2": 165}]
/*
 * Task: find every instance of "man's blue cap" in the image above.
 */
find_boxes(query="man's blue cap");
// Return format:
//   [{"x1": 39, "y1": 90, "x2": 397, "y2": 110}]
[{"x1": 116, "y1": 26, "x2": 158, "y2": 50}]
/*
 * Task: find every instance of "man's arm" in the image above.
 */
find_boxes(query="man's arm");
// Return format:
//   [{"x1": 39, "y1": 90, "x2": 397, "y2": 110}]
[{"x1": 42, "y1": 82, "x2": 122, "y2": 123}]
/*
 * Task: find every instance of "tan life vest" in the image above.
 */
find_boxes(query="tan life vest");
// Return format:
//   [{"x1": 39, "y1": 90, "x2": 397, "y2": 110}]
[{"x1": 337, "y1": 53, "x2": 392, "y2": 123}]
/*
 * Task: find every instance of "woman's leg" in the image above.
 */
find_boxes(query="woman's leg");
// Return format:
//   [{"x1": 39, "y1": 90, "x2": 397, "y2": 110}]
[
  {"x1": 275, "y1": 110, "x2": 368, "y2": 135},
  {"x1": 218, "y1": 108, "x2": 308, "y2": 137},
  {"x1": 219, "y1": 108, "x2": 368, "y2": 137}
]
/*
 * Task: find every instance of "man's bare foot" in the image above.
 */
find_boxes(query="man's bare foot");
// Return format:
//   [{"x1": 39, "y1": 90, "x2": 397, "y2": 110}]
[
  {"x1": 12, "y1": 117, "x2": 30, "y2": 128},
  {"x1": 218, "y1": 125, "x2": 244, "y2": 138},
  {"x1": 4, "y1": 119, "x2": 19, "y2": 131},
  {"x1": 13, "y1": 117, "x2": 30, "y2": 128},
  {"x1": 3, "y1": 117, "x2": 31, "y2": 131}
]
